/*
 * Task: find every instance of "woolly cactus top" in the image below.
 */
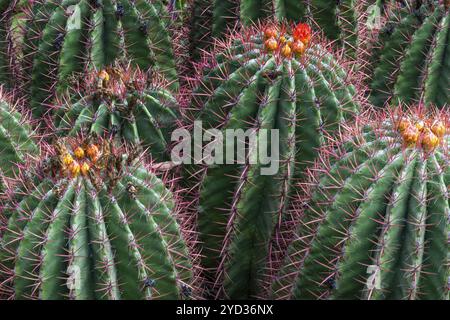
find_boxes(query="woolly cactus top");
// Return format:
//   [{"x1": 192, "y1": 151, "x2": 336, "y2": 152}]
[
  {"x1": 272, "y1": 106, "x2": 449, "y2": 300},
  {"x1": 0, "y1": 137, "x2": 194, "y2": 300}
]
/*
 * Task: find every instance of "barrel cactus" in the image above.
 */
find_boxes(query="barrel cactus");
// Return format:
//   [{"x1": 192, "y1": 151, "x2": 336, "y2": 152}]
[
  {"x1": 272, "y1": 106, "x2": 449, "y2": 300},
  {"x1": 0, "y1": 137, "x2": 194, "y2": 300},
  {"x1": 188, "y1": 0, "x2": 362, "y2": 63},
  {"x1": 1, "y1": 0, "x2": 179, "y2": 118},
  {"x1": 370, "y1": 1, "x2": 449, "y2": 108},
  {"x1": 0, "y1": 88, "x2": 38, "y2": 191},
  {"x1": 186, "y1": 23, "x2": 362, "y2": 299},
  {"x1": 55, "y1": 65, "x2": 179, "y2": 162}
]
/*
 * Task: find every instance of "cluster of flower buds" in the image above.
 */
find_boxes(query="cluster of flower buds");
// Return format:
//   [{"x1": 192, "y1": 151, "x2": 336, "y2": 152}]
[
  {"x1": 60, "y1": 143, "x2": 100, "y2": 177},
  {"x1": 397, "y1": 115, "x2": 446, "y2": 152},
  {"x1": 264, "y1": 23, "x2": 312, "y2": 58}
]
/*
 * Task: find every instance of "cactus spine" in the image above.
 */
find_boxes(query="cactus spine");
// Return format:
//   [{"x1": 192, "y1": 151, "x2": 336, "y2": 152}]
[
  {"x1": 1, "y1": 0, "x2": 179, "y2": 118},
  {"x1": 272, "y1": 107, "x2": 449, "y2": 300},
  {"x1": 55, "y1": 66, "x2": 179, "y2": 162},
  {"x1": 187, "y1": 23, "x2": 362, "y2": 299},
  {"x1": 370, "y1": 1, "x2": 449, "y2": 108},
  {"x1": 0, "y1": 137, "x2": 194, "y2": 300}
]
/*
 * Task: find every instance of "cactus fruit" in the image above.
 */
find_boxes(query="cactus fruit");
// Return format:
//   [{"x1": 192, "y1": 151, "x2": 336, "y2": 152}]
[
  {"x1": 370, "y1": 1, "x2": 449, "y2": 108},
  {"x1": 186, "y1": 23, "x2": 363, "y2": 299},
  {"x1": 272, "y1": 106, "x2": 449, "y2": 300},
  {"x1": 0, "y1": 88, "x2": 38, "y2": 191},
  {"x1": 0, "y1": 137, "x2": 194, "y2": 300},
  {"x1": 188, "y1": 0, "x2": 363, "y2": 64},
  {"x1": 1, "y1": 0, "x2": 179, "y2": 118},
  {"x1": 55, "y1": 65, "x2": 179, "y2": 162}
]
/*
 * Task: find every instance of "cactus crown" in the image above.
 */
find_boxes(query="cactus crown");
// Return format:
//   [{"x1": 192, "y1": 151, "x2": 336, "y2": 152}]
[{"x1": 272, "y1": 106, "x2": 449, "y2": 300}]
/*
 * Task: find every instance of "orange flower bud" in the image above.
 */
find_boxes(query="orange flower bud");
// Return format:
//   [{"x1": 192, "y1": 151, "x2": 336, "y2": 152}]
[
  {"x1": 264, "y1": 26, "x2": 278, "y2": 39},
  {"x1": 292, "y1": 40, "x2": 306, "y2": 56},
  {"x1": 86, "y1": 144, "x2": 100, "y2": 160},
  {"x1": 70, "y1": 161, "x2": 81, "y2": 177},
  {"x1": 397, "y1": 118, "x2": 411, "y2": 133},
  {"x1": 265, "y1": 37, "x2": 278, "y2": 51},
  {"x1": 402, "y1": 126, "x2": 419, "y2": 146},
  {"x1": 74, "y1": 147, "x2": 85, "y2": 159},
  {"x1": 81, "y1": 162, "x2": 90, "y2": 176},
  {"x1": 281, "y1": 44, "x2": 292, "y2": 58},
  {"x1": 431, "y1": 120, "x2": 446, "y2": 138},
  {"x1": 98, "y1": 70, "x2": 110, "y2": 81}
]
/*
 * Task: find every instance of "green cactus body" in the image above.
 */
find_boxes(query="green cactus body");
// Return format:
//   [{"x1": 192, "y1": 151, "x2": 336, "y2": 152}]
[
  {"x1": 0, "y1": 91, "x2": 38, "y2": 190},
  {"x1": 189, "y1": 0, "x2": 360, "y2": 63},
  {"x1": 0, "y1": 139, "x2": 193, "y2": 300},
  {"x1": 189, "y1": 27, "x2": 360, "y2": 299},
  {"x1": 370, "y1": 3, "x2": 449, "y2": 108},
  {"x1": 55, "y1": 68, "x2": 179, "y2": 162},
  {"x1": 2, "y1": 0, "x2": 178, "y2": 118},
  {"x1": 272, "y1": 112, "x2": 449, "y2": 300}
]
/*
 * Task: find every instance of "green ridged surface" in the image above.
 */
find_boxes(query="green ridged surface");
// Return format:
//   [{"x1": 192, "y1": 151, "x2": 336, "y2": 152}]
[
  {"x1": 188, "y1": 0, "x2": 360, "y2": 64},
  {"x1": 55, "y1": 87, "x2": 179, "y2": 162},
  {"x1": 272, "y1": 120, "x2": 449, "y2": 300},
  {"x1": 2, "y1": 0, "x2": 179, "y2": 118},
  {"x1": 0, "y1": 163, "x2": 193, "y2": 300},
  {"x1": 370, "y1": 4, "x2": 449, "y2": 108},
  {"x1": 0, "y1": 95, "x2": 38, "y2": 190},
  {"x1": 189, "y1": 34, "x2": 359, "y2": 299}
]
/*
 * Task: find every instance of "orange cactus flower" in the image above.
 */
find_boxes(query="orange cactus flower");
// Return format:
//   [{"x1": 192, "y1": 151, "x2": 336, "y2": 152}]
[
  {"x1": 414, "y1": 120, "x2": 425, "y2": 132},
  {"x1": 265, "y1": 37, "x2": 278, "y2": 51},
  {"x1": 293, "y1": 23, "x2": 312, "y2": 46}
]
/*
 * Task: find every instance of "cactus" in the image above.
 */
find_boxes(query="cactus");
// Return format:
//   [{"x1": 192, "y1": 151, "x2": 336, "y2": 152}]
[
  {"x1": 1, "y1": 0, "x2": 179, "y2": 118},
  {"x1": 272, "y1": 106, "x2": 449, "y2": 300},
  {"x1": 185, "y1": 23, "x2": 362, "y2": 299},
  {"x1": 0, "y1": 88, "x2": 38, "y2": 191},
  {"x1": 0, "y1": 137, "x2": 194, "y2": 300},
  {"x1": 55, "y1": 65, "x2": 179, "y2": 162},
  {"x1": 188, "y1": 0, "x2": 363, "y2": 64},
  {"x1": 370, "y1": 1, "x2": 449, "y2": 108}
]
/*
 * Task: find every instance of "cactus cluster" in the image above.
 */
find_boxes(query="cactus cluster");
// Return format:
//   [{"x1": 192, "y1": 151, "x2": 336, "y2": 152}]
[
  {"x1": 272, "y1": 107, "x2": 449, "y2": 299},
  {"x1": 0, "y1": 137, "x2": 194, "y2": 300},
  {"x1": 0, "y1": 0, "x2": 449, "y2": 301},
  {"x1": 55, "y1": 65, "x2": 179, "y2": 162},
  {"x1": 0, "y1": 0, "x2": 179, "y2": 117},
  {"x1": 185, "y1": 23, "x2": 363, "y2": 299},
  {"x1": 370, "y1": 1, "x2": 449, "y2": 108}
]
